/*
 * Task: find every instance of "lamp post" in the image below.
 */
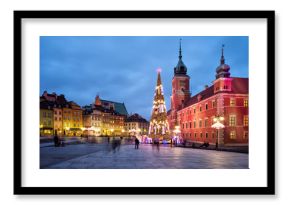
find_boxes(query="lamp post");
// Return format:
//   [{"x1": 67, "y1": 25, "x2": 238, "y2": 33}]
[
  {"x1": 173, "y1": 125, "x2": 181, "y2": 145},
  {"x1": 110, "y1": 128, "x2": 114, "y2": 136},
  {"x1": 211, "y1": 115, "x2": 225, "y2": 150}
]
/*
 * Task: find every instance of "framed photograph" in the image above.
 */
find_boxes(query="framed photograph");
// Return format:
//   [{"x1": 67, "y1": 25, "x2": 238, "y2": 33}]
[{"x1": 14, "y1": 10, "x2": 275, "y2": 195}]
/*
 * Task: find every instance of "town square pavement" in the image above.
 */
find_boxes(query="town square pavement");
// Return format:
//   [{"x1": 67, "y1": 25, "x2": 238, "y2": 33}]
[{"x1": 40, "y1": 142, "x2": 248, "y2": 169}]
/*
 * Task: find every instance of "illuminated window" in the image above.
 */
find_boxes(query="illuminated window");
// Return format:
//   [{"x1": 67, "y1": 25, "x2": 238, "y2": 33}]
[
  {"x1": 230, "y1": 131, "x2": 236, "y2": 139},
  {"x1": 243, "y1": 131, "x2": 248, "y2": 139},
  {"x1": 229, "y1": 115, "x2": 236, "y2": 126},
  {"x1": 230, "y1": 98, "x2": 235, "y2": 106},
  {"x1": 244, "y1": 115, "x2": 249, "y2": 126},
  {"x1": 244, "y1": 99, "x2": 248, "y2": 107}
]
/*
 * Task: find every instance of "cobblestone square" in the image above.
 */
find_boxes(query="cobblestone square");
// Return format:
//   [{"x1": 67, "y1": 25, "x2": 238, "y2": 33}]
[{"x1": 40, "y1": 143, "x2": 248, "y2": 169}]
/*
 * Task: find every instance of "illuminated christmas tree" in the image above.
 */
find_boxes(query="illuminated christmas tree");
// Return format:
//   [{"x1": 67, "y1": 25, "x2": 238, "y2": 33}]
[{"x1": 148, "y1": 68, "x2": 170, "y2": 141}]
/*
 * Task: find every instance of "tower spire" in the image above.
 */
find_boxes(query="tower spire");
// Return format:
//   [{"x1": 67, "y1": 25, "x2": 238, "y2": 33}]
[
  {"x1": 179, "y1": 38, "x2": 182, "y2": 60},
  {"x1": 220, "y1": 44, "x2": 225, "y2": 64}
]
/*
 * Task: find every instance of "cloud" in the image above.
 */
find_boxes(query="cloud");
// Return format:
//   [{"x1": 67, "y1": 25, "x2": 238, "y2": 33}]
[{"x1": 40, "y1": 36, "x2": 248, "y2": 120}]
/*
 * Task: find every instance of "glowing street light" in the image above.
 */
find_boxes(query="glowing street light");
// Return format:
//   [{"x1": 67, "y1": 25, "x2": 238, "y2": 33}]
[{"x1": 211, "y1": 115, "x2": 225, "y2": 150}]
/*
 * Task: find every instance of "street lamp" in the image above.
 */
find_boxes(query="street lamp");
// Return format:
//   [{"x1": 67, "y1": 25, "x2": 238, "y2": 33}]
[
  {"x1": 65, "y1": 126, "x2": 70, "y2": 137},
  {"x1": 110, "y1": 128, "x2": 114, "y2": 136},
  {"x1": 173, "y1": 125, "x2": 181, "y2": 145},
  {"x1": 211, "y1": 115, "x2": 225, "y2": 150}
]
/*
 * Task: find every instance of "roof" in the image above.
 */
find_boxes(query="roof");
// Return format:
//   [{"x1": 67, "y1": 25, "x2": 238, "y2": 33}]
[
  {"x1": 101, "y1": 99, "x2": 128, "y2": 116},
  {"x1": 40, "y1": 100, "x2": 54, "y2": 110},
  {"x1": 184, "y1": 77, "x2": 248, "y2": 108},
  {"x1": 125, "y1": 113, "x2": 148, "y2": 123}
]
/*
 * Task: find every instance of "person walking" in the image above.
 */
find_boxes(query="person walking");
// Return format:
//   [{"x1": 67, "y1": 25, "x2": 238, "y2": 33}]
[{"x1": 135, "y1": 137, "x2": 140, "y2": 149}]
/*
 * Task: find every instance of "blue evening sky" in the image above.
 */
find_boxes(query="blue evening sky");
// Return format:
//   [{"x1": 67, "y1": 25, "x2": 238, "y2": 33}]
[{"x1": 40, "y1": 36, "x2": 248, "y2": 120}]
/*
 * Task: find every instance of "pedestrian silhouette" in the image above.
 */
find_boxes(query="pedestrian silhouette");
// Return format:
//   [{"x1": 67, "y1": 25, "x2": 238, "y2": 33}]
[
  {"x1": 112, "y1": 137, "x2": 121, "y2": 153},
  {"x1": 53, "y1": 133, "x2": 59, "y2": 147},
  {"x1": 135, "y1": 137, "x2": 140, "y2": 149}
]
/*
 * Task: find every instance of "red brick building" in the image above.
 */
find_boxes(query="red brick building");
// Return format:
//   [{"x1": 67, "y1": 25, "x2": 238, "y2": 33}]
[{"x1": 167, "y1": 45, "x2": 248, "y2": 147}]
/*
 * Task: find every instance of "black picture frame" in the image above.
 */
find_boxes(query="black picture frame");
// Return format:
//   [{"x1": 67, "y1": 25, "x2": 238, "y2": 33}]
[{"x1": 14, "y1": 10, "x2": 275, "y2": 195}]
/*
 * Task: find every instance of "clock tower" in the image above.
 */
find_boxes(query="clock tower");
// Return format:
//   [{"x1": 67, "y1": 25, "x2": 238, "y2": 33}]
[{"x1": 169, "y1": 40, "x2": 190, "y2": 130}]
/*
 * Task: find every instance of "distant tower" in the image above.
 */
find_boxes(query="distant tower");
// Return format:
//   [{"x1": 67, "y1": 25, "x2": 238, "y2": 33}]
[
  {"x1": 169, "y1": 39, "x2": 191, "y2": 130},
  {"x1": 148, "y1": 69, "x2": 170, "y2": 141},
  {"x1": 214, "y1": 45, "x2": 233, "y2": 94},
  {"x1": 95, "y1": 95, "x2": 102, "y2": 106}
]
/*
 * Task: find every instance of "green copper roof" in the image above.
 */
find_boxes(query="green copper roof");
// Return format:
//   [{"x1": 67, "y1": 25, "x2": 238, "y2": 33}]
[{"x1": 101, "y1": 99, "x2": 128, "y2": 116}]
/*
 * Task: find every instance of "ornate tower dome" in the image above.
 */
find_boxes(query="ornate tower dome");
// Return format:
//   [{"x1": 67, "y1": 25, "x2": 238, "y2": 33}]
[
  {"x1": 174, "y1": 39, "x2": 188, "y2": 75},
  {"x1": 216, "y1": 45, "x2": 231, "y2": 79}
]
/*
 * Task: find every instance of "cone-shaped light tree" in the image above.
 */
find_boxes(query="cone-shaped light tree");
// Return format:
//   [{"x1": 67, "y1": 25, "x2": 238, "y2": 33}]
[{"x1": 148, "y1": 68, "x2": 170, "y2": 141}]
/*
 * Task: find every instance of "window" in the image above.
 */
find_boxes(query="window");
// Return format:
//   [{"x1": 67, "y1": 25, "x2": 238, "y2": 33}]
[
  {"x1": 55, "y1": 117, "x2": 57, "y2": 121},
  {"x1": 189, "y1": 122, "x2": 192, "y2": 128},
  {"x1": 244, "y1": 115, "x2": 249, "y2": 126},
  {"x1": 205, "y1": 104, "x2": 208, "y2": 110},
  {"x1": 244, "y1": 99, "x2": 248, "y2": 107},
  {"x1": 200, "y1": 133, "x2": 203, "y2": 138},
  {"x1": 230, "y1": 98, "x2": 235, "y2": 106},
  {"x1": 194, "y1": 133, "x2": 197, "y2": 138},
  {"x1": 206, "y1": 133, "x2": 208, "y2": 138},
  {"x1": 199, "y1": 106, "x2": 202, "y2": 112},
  {"x1": 54, "y1": 111, "x2": 57, "y2": 115},
  {"x1": 199, "y1": 119, "x2": 202, "y2": 128},
  {"x1": 230, "y1": 131, "x2": 236, "y2": 139},
  {"x1": 204, "y1": 119, "x2": 208, "y2": 127},
  {"x1": 212, "y1": 101, "x2": 215, "y2": 108},
  {"x1": 212, "y1": 132, "x2": 215, "y2": 138},
  {"x1": 59, "y1": 111, "x2": 61, "y2": 115},
  {"x1": 229, "y1": 115, "x2": 236, "y2": 126},
  {"x1": 194, "y1": 121, "x2": 196, "y2": 128},
  {"x1": 243, "y1": 131, "x2": 248, "y2": 139},
  {"x1": 193, "y1": 108, "x2": 196, "y2": 113}
]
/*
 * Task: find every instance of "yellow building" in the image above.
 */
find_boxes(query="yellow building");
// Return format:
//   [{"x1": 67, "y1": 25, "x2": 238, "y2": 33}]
[
  {"x1": 40, "y1": 91, "x2": 83, "y2": 137},
  {"x1": 53, "y1": 106, "x2": 63, "y2": 136},
  {"x1": 82, "y1": 95, "x2": 127, "y2": 137},
  {"x1": 125, "y1": 113, "x2": 149, "y2": 136},
  {"x1": 40, "y1": 101, "x2": 54, "y2": 137}
]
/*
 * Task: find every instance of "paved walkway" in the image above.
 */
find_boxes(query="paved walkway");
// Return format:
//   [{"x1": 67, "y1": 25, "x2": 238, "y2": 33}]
[{"x1": 40, "y1": 143, "x2": 248, "y2": 169}]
